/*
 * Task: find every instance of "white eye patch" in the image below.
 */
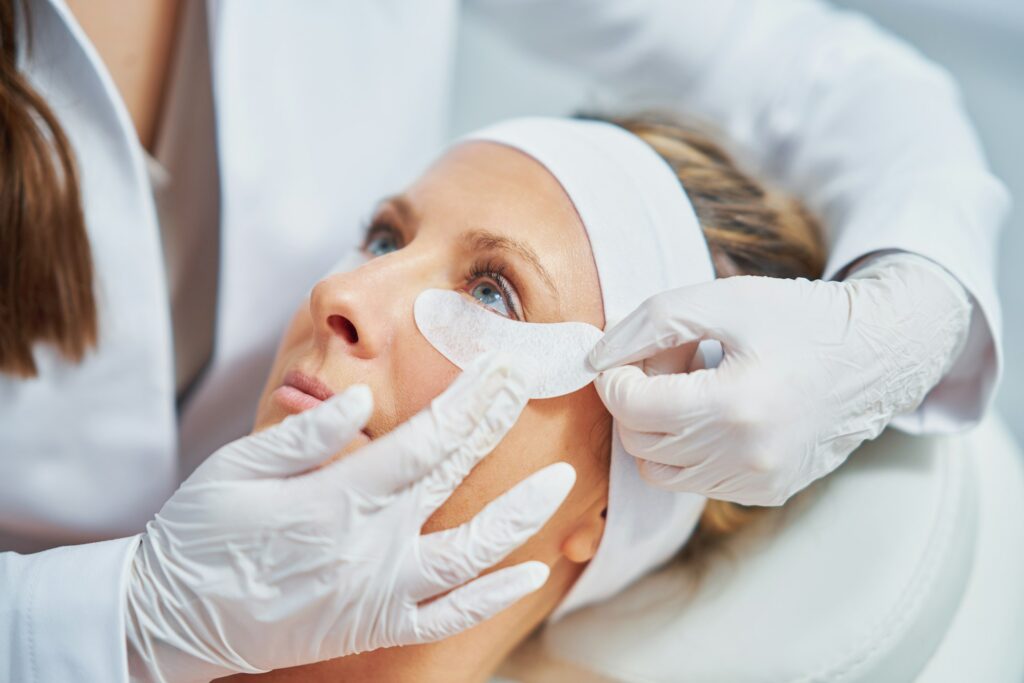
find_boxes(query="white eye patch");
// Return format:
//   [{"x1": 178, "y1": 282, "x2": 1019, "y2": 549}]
[{"x1": 414, "y1": 289, "x2": 603, "y2": 399}]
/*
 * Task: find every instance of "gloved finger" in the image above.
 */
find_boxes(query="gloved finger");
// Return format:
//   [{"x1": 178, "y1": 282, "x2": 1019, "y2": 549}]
[
  {"x1": 335, "y1": 353, "x2": 527, "y2": 499},
  {"x1": 414, "y1": 462, "x2": 575, "y2": 601},
  {"x1": 637, "y1": 458, "x2": 736, "y2": 498},
  {"x1": 408, "y1": 354, "x2": 530, "y2": 517},
  {"x1": 412, "y1": 561, "x2": 550, "y2": 643},
  {"x1": 636, "y1": 459, "x2": 690, "y2": 490},
  {"x1": 595, "y1": 364, "x2": 721, "y2": 435},
  {"x1": 200, "y1": 385, "x2": 373, "y2": 481},
  {"x1": 415, "y1": 371, "x2": 530, "y2": 517},
  {"x1": 619, "y1": 427, "x2": 680, "y2": 466},
  {"x1": 589, "y1": 284, "x2": 735, "y2": 371},
  {"x1": 638, "y1": 457, "x2": 775, "y2": 505},
  {"x1": 618, "y1": 421, "x2": 727, "y2": 469}
]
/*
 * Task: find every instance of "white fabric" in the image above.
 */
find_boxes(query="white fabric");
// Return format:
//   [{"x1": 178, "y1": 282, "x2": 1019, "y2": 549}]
[
  {"x1": 1, "y1": 537, "x2": 138, "y2": 682},
  {"x1": 915, "y1": 416, "x2": 1024, "y2": 682},
  {"x1": 500, "y1": 415, "x2": 1024, "y2": 682},
  {"x1": 0, "y1": 0, "x2": 1006, "y2": 677},
  {"x1": 465, "y1": 117, "x2": 712, "y2": 618},
  {"x1": 147, "y1": 0, "x2": 220, "y2": 400}
]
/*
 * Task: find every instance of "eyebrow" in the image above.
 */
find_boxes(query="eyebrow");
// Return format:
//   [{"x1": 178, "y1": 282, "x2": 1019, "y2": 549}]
[
  {"x1": 381, "y1": 195, "x2": 419, "y2": 226},
  {"x1": 463, "y1": 229, "x2": 559, "y2": 297}
]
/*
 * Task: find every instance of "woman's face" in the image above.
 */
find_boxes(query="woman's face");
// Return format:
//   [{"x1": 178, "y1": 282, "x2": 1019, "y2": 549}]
[{"x1": 246, "y1": 142, "x2": 611, "y2": 679}]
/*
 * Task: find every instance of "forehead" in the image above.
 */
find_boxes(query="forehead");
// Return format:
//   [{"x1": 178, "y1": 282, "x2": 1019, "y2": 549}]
[
  {"x1": 409, "y1": 141, "x2": 580, "y2": 239},
  {"x1": 405, "y1": 141, "x2": 604, "y2": 326}
]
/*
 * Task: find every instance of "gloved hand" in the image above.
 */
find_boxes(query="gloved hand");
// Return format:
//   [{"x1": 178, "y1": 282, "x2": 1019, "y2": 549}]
[
  {"x1": 589, "y1": 252, "x2": 971, "y2": 506},
  {"x1": 126, "y1": 354, "x2": 574, "y2": 682}
]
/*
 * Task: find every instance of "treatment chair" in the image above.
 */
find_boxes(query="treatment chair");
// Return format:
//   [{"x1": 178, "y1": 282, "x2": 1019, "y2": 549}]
[{"x1": 499, "y1": 415, "x2": 1024, "y2": 682}]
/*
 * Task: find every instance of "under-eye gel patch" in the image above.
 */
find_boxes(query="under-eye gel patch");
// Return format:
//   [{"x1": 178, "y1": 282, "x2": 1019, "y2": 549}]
[{"x1": 414, "y1": 289, "x2": 603, "y2": 399}]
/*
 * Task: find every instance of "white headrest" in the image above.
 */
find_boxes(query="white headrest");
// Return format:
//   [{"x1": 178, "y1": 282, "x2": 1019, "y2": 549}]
[{"x1": 500, "y1": 423, "x2": 992, "y2": 681}]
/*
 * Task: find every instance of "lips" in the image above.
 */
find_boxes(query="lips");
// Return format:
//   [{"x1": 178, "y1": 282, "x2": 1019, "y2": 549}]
[
  {"x1": 271, "y1": 371, "x2": 374, "y2": 446},
  {"x1": 272, "y1": 370, "x2": 335, "y2": 414},
  {"x1": 283, "y1": 370, "x2": 335, "y2": 401}
]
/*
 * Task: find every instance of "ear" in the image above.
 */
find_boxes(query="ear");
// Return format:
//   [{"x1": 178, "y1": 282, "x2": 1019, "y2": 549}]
[{"x1": 561, "y1": 498, "x2": 607, "y2": 564}]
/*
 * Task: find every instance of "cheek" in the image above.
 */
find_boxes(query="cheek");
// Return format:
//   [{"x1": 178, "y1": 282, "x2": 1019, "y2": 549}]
[
  {"x1": 421, "y1": 386, "x2": 611, "y2": 568},
  {"x1": 387, "y1": 324, "x2": 461, "y2": 427},
  {"x1": 253, "y1": 305, "x2": 314, "y2": 431}
]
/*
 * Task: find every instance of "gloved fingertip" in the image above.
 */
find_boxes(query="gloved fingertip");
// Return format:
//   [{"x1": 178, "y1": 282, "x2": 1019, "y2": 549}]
[
  {"x1": 637, "y1": 459, "x2": 686, "y2": 489},
  {"x1": 443, "y1": 351, "x2": 527, "y2": 416},
  {"x1": 593, "y1": 364, "x2": 642, "y2": 397},
  {"x1": 329, "y1": 384, "x2": 373, "y2": 424},
  {"x1": 589, "y1": 318, "x2": 643, "y2": 371},
  {"x1": 465, "y1": 350, "x2": 513, "y2": 380},
  {"x1": 513, "y1": 560, "x2": 550, "y2": 593},
  {"x1": 536, "y1": 462, "x2": 576, "y2": 501},
  {"x1": 587, "y1": 343, "x2": 612, "y2": 372},
  {"x1": 513, "y1": 462, "x2": 577, "y2": 520}
]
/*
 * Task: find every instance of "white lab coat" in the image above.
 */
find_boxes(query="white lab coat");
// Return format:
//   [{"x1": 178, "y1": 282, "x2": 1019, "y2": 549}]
[{"x1": 0, "y1": 0, "x2": 1008, "y2": 680}]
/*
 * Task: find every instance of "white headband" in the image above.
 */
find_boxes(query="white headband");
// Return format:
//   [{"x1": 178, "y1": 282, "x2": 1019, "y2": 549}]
[{"x1": 462, "y1": 117, "x2": 712, "y2": 618}]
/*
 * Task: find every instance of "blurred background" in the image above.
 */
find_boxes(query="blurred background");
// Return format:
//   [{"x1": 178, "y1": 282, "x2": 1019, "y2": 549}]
[{"x1": 450, "y1": 0, "x2": 1023, "y2": 441}]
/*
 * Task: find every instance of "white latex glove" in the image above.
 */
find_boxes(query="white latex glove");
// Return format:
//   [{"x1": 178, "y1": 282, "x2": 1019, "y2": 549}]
[
  {"x1": 589, "y1": 253, "x2": 971, "y2": 506},
  {"x1": 126, "y1": 355, "x2": 575, "y2": 682}
]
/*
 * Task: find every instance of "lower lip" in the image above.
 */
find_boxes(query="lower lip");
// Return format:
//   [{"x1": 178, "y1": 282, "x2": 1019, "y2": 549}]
[{"x1": 272, "y1": 385, "x2": 324, "y2": 413}]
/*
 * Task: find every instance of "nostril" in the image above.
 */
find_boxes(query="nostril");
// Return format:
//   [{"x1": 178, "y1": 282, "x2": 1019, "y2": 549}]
[{"x1": 328, "y1": 314, "x2": 359, "y2": 344}]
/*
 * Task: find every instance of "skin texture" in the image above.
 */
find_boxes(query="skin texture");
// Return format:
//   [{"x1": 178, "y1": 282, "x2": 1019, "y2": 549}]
[{"x1": 225, "y1": 143, "x2": 611, "y2": 682}]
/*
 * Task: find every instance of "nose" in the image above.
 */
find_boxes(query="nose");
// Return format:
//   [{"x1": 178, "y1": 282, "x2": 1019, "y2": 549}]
[{"x1": 309, "y1": 270, "x2": 390, "y2": 360}]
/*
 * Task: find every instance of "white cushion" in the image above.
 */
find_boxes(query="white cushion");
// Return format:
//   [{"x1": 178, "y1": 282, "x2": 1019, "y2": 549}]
[
  {"x1": 915, "y1": 416, "x2": 1024, "y2": 682},
  {"x1": 500, "y1": 416, "x2": 1024, "y2": 682}
]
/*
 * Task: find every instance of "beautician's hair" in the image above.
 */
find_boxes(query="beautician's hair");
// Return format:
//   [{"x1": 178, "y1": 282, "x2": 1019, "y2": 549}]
[
  {"x1": 595, "y1": 112, "x2": 826, "y2": 548},
  {"x1": 1, "y1": 0, "x2": 97, "y2": 377}
]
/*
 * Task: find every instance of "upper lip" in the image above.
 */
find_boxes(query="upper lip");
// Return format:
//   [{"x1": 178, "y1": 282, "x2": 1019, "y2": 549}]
[{"x1": 282, "y1": 370, "x2": 335, "y2": 401}]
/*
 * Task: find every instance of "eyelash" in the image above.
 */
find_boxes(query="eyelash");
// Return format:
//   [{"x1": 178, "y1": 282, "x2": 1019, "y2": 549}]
[
  {"x1": 361, "y1": 219, "x2": 401, "y2": 251},
  {"x1": 468, "y1": 258, "x2": 523, "y2": 320},
  {"x1": 361, "y1": 221, "x2": 524, "y2": 320}
]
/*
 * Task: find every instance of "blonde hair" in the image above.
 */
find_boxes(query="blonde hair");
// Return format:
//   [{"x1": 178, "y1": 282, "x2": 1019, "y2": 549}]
[{"x1": 598, "y1": 113, "x2": 826, "y2": 550}]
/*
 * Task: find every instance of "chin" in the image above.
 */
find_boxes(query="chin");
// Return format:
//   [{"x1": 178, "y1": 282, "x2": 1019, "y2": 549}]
[{"x1": 251, "y1": 403, "x2": 284, "y2": 434}]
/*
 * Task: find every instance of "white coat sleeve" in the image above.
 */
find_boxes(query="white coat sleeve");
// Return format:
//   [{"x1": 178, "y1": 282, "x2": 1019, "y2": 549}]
[
  {"x1": 1, "y1": 536, "x2": 138, "y2": 683},
  {"x1": 469, "y1": 0, "x2": 1011, "y2": 433}
]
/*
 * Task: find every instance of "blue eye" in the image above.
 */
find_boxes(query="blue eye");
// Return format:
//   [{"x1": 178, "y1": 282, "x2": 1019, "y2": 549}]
[
  {"x1": 470, "y1": 280, "x2": 513, "y2": 318},
  {"x1": 364, "y1": 226, "x2": 401, "y2": 257}
]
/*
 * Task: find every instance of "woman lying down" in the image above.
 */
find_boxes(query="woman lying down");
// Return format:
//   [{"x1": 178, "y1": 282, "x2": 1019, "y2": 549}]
[{"x1": 221, "y1": 114, "x2": 823, "y2": 682}]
